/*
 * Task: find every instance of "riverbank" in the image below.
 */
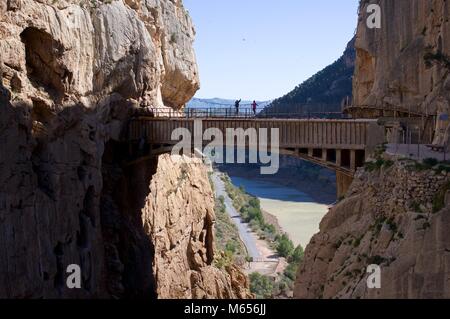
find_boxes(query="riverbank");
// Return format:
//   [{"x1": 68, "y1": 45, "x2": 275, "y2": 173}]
[
  {"x1": 210, "y1": 172, "x2": 285, "y2": 279},
  {"x1": 217, "y1": 156, "x2": 337, "y2": 205},
  {"x1": 210, "y1": 172, "x2": 261, "y2": 259},
  {"x1": 228, "y1": 176, "x2": 330, "y2": 248},
  {"x1": 219, "y1": 172, "x2": 305, "y2": 299}
]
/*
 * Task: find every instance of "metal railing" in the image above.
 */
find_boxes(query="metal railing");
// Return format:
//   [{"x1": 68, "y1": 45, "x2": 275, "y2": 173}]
[
  {"x1": 144, "y1": 107, "x2": 348, "y2": 119},
  {"x1": 343, "y1": 104, "x2": 431, "y2": 118},
  {"x1": 387, "y1": 125, "x2": 450, "y2": 161}
]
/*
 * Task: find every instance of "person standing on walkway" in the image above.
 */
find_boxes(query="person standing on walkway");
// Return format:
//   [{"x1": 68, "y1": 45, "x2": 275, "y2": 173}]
[
  {"x1": 235, "y1": 99, "x2": 241, "y2": 116},
  {"x1": 252, "y1": 100, "x2": 258, "y2": 116}
]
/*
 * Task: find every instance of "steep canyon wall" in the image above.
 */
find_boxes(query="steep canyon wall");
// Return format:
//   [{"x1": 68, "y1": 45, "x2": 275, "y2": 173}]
[
  {"x1": 295, "y1": 0, "x2": 450, "y2": 299},
  {"x1": 353, "y1": 0, "x2": 449, "y2": 119},
  {"x1": 0, "y1": 0, "x2": 250, "y2": 299}
]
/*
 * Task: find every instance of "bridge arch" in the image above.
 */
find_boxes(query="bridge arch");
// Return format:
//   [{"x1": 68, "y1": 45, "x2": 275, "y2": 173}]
[{"x1": 125, "y1": 117, "x2": 385, "y2": 197}]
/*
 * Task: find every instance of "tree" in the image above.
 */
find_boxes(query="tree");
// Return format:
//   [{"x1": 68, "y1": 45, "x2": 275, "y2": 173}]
[
  {"x1": 225, "y1": 240, "x2": 237, "y2": 254},
  {"x1": 249, "y1": 272, "x2": 273, "y2": 299},
  {"x1": 290, "y1": 245, "x2": 305, "y2": 263},
  {"x1": 248, "y1": 197, "x2": 260, "y2": 209},
  {"x1": 276, "y1": 234, "x2": 294, "y2": 258}
]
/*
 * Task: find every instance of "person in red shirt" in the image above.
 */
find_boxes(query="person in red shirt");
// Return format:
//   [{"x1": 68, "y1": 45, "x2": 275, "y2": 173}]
[{"x1": 252, "y1": 100, "x2": 258, "y2": 116}]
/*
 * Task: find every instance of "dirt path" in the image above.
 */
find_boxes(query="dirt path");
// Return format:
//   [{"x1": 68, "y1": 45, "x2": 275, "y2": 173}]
[{"x1": 211, "y1": 171, "x2": 287, "y2": 277}]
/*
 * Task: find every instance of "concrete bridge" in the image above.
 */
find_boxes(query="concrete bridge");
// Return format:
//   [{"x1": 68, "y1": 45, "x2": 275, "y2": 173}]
[{"x1": 126, "y1": 116, "x2": 385, "y2": 197}]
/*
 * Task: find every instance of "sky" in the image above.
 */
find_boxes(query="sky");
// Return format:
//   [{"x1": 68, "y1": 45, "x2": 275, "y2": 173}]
[{"x1": 183, "y1": 0, "x2": 360, "y2": 101}]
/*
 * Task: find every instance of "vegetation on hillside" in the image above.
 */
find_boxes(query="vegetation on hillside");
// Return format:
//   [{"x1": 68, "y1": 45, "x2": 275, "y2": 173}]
[
  {"x1": 221, "y1": 174, "x2": 305, "y2": 298},
  {"x1": 263, "y1": 37, "x2": 355, "y2": 115},
  {"x1": 213, "y1": 195, "x2": 248, "y2": 268}
]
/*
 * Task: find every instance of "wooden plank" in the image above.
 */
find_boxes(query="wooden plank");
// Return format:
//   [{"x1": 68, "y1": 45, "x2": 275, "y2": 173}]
[
  {"x1": 286, "y1": 122, "x2": 290, "y2": 146},
  {"x1": 337, "y1": 122, "x2": 341, "y2": 145},
  {"x1": 317, "y1": 122, "x2": 321, "y2": 146},
  {"x1": 283, "y1": 122, "x2": 287, "y2": 146},
  {"x1": 363, "y1": 123, "x2": 366, "y2": 144},
  {"x1": 333, "y1": 123, "x2": 341, "y2": 145},
  {"x1": 329, "y1": 122, "x2": 333, "y2": 145},
  {"x1": 346, "y1": 123, "x2": 350, "y2": 145},
  {"x1": 331, "y1": 123, "x2": 335, "y2": 145},
  {"x1": 352, "y1": 123, "x2": 355, "y2": 145},
  {"x1": 357, "y1": 123, "x2": 362, "y2": 145},
  {"x1": 301, "y1": 122, "x2": 304, "y2": 145},
  {"x1": 314, "y1": 122, "x2": 318, "y2": 146},
  {"x1": 305, "y1": 122, "x2": 308, "y2": 145},
  {"x1": 322, "y1": 122, "x2": 326, "y2": 145},
  {"x1": 317, "y1": 122, "x2": 320, "y2": 145},
  {"x1": 317, "y1": 123, "x2": 320, "y2": 146}
]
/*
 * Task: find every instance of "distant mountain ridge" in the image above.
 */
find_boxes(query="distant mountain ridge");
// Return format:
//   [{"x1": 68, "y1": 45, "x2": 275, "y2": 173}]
[
  {"x1": 188, "y1": 38, "x2": 355, "y2": 114},
  {"x1": 266, "y1": 37, "x2": 356, "y2": 113}
]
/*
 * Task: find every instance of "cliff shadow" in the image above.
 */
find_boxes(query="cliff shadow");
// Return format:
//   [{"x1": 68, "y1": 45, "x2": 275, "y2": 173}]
[{"x1": 101, "y1": 140, "x2": 158, "y2": 299}]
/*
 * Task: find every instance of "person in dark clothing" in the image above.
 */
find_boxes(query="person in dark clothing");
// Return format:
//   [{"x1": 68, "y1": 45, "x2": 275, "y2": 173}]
[
  {"x1": 235, "y1": 99, "x2": 241, "y2": 116},
  {"x1": 252, "y1": 100, "x2": 258, "y2": 115}
]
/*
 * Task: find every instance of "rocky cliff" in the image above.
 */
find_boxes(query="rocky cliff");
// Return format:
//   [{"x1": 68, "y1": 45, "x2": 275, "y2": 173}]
[
  {"x1": 294, "y1": 0, "x2": 450, "y2": 298},
  {"x1": 294, "y1": 158, "x2": 450, "y2": 298},
  {"x1": 353, "y1": 0, "x2": 449, "y2": 117},
  {"x1": 0, "y1": 0, "x2": 250, "y2": 299},
  {"x1": 141, "y1": 155, "x2": 252, "y2": 299}
]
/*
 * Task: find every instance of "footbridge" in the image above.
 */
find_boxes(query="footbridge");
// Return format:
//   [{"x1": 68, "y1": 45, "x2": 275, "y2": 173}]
[{"x1": 125, "y1": 110, "x2": 385, "y2": 197}]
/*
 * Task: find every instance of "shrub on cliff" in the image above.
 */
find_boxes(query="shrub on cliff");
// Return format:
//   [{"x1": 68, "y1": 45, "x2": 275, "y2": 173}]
[
  {"x1": 290, "y1": 245, "x2": 305, "y2": 263},
  {"x1": 249, "y1": 272, "x2": 274, "y2": 299}
]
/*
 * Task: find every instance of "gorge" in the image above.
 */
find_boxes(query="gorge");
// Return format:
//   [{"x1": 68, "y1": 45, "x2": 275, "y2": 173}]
[
  {"x1": 1, "y1": 0, "x2": 450, "y2": 300},
  {"x1": 0, "y1": 0, "x2": 251, "y2": 299},
  {"x1": 294, "y1": 0, "x2": 450, "y2": 299}
]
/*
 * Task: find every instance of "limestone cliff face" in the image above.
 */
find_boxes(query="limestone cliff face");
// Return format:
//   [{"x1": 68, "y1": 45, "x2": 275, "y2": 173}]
[
  {"x1": 294, "y1": 160, "x2": 450, "y2": 299},
  {"x1": 0, "y1": 0, "x2": 199, "y2": 110},
  {"x1": 141, "y1": 155, "x2": 252, "y2": 299},
  {"x1": 353, "y1": 0, "x2": 449, "y2": 117},
  {"x1": 0, "y1": 0, "x2": 248, "y2": 299},
  {"x1": 294, "y1": 0, "x2": 450, "y2": 299}
]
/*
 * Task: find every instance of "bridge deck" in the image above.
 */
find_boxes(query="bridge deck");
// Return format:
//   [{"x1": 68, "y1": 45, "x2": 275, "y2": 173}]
[
  {"x1": 126, "y1": 117, "x2": 385, "y2": 197},
  {"x1": 128, "y1": 117, "x2": 382, "y2": 150}
]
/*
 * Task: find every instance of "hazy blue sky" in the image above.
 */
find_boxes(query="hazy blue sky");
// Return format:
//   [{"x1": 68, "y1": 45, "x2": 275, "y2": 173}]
[{"x1": 183, "y1": 0, "x2": 359, "y2": 101}]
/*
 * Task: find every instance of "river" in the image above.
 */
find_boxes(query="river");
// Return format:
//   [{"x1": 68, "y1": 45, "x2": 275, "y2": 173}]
[{"x1": 229, "y1": 176, "x2": 330, "y2": 248}]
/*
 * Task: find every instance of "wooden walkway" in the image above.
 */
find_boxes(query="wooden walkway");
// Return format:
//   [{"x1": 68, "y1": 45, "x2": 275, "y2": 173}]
[
  {"x1": 129, "y1": 118, "x2": 377, "y2": 149},
  {"x1": 127, "y1": 117, "x2": 384, "y2": 174}
]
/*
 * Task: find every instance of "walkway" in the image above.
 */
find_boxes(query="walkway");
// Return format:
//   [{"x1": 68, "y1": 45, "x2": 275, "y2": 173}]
[
  {"x1": 210, "y1": 172, "x2": 261, "y2": 260},
  {"x1": 127, "y1": 117, "x2": 385, "y2": 177},
  {"x1": 386, "y1": 144, "x2": 450, "y2": 162}
]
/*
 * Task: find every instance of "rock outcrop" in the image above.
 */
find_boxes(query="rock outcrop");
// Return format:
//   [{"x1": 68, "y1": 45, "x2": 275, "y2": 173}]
[
  {"x1": 353, "y1": 0, "x2": 449, "y2": 118},
  {"x1": 294, "y1": 0, "x2": 450, "y2": 299},
  {"x1": 0, "y1": 0, "x2": 248, "y2": 299},
  {"x1": 142, "y1": 155, "x2": 252, "y2": 299},
  {"x1": 0, "y1": 0, "x2": 199, "y2": 111},
  {"x1": 294, "y1": 159, "x2": 450, "y2": 299}
]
